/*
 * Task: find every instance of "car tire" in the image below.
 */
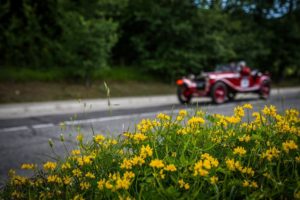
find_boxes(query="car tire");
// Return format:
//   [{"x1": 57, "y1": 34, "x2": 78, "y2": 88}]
[
  {"x1": 259, "y1": 80, "x2": 271, "y2": 99},
  {"x1": 211, "y1": 82, "x2": 228, "y2": 104},
  {"x1": 177, "y1": 85, "x2": 191, "y2": 104}
]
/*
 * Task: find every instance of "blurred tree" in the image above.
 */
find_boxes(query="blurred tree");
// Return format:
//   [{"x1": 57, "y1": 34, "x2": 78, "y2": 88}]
[
  {"x1": 0, "y1": 0, "x2": 122, "y2": 85},
  {"x1": 0, "y1": 0, "x2": 299, "y2": 83}
]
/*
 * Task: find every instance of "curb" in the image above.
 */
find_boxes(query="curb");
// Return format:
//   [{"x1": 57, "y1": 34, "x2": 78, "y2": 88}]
[{"x1": 0, "y1": 87, "x2": 299, "y2": 119}]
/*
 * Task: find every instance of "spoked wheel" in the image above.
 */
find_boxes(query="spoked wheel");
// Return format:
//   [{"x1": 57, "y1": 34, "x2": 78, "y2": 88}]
[
  {"x1": 260, "y1": 80, "x2": 271, "y2": 99},
  {"x1": 211, "y1": 82, "x2": 228, "y2": 104},
  {"x1": 177, "y1": 85, "x2": 191, "y2": 104}
]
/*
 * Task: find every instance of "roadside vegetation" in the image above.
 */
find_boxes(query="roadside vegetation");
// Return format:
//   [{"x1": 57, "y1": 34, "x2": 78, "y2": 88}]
[
  {"x1": 1, "y1": 105, "x2": 299, "y2": 199},
  {"x1": 0, "y1": 67, "x2": 177, "y2": 103}
]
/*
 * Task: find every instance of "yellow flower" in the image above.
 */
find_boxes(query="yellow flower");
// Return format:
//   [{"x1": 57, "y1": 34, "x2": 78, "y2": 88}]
[
  {"x1": 178, "y1": 179, "x2": 185, "y2": 187},
  {"x1": 97, "y1": 179, "x2": 106, "y2": 190},
  {"x1": 85, "y1": 172, "x2": 95, "y2": 179},
  {"x1": 11, "y1": 191, "x2": 22, "y2": 199},
  {"x1": 105, "y1": 181, "x2": 113, "y2": 190},
  {"x1": 72, "y1": 169, "x2": 82, "y2": 177},
  {"x1": 43, "y1": 161, "x2": 57, "y2": 171},
  {"x1": 261, "y1": 147, "x2": 280, "y2": 161},
  {"x1": 226, "y1": 158, "x2": 236, "y2": 171},
  {"x1": 234, "y1": 106, "x2": 245, "y2": 117},
  {"x1": 252, "y1": 112, "x2": 266, "y2": 124},
  {"x1": 262, "y1": 105, "x2": 277, "y2": 116},
  {"x1": 133, "y1": 133, "x2": 148, "y2": 141},
  {"x1": 116, "y1": 178, "x2": 131, "y2": 190},
  {"x1": 164, "y1": 164, "x2": 177, "y2": 172},
  {"x1": 203, "y1": 159, "x2": 211, "y2": 169},
  {"x1": 73, "y1": 194, "x2": 84, "y2": 200},
  {"x1": 71, "y1": 149, "x2": 81, "y2": 156},
  {"x1": 226, "y1": 116, "x2": 241, "y2": 124},
  {"x1": 201, "y1": 153, "x2": 219, "y2": 167},
  {"x1": 243, "y1": 103, "x2": 253, "y2": 109},
  {"x1": 77, "y1": 155, "x2": 94, "y2": 166},
  {"x1": 157, "y1": 113, "x2": 171, "y2": 121},
  {"x1": 184, "y1": 183, "x2": 190, "y2": 190},
  {"x1": 120, "y1": 158, "x2": 133, "y2": 169},
  {"x1": 176, "y1": 115, "x2": 184, "y2": 121},
  {"x1": 178, "y1": 179, "x2": 190, "y2": 190},
  {"x1": 263, "y1": 172, "x2": 272, "y2": 179},
  {"x1": 62, "y1": 162, "x2": 71, "y2": 170},
  {"x1": 194, "y1": 160, "x2": 208, "y2": 176},
  {"x1": 137, "y1": 119, "x2": 153, "y2": 133},
  {"x1": 295, "y1": 191, "x2": 300, "y2": 199},
  {"x1": 94, "y1": 134, "x2": 105, "y2": 143},
  {"x1": 131, "y1": 156, "x2": 145, "y2": 166},
  {"x1": 282, "y1": 140, "x2": 298, "y2": 153},
  {"x1": 233, "y1": 146, "x2": 247, "y2": 156},
  {"x1": 47, "y1": 175, "x2": 62, "y2": 184},
  {"x1": 238, "y1": 135, "x2": 251, "y2": 142},
  {"x1": 112, "y1": 139, "x2": 118, "y2": 145},
  {"x1": 210, "y1": 176, "x2": 218, "y2": 184},
  {"x1": 177, "y1": 127, "x2": 190, "y2": 135},
  {"x1": 242, "y1": 180, "x2": 249, "y2": 187},
  {"x1": 241, "y1": 167, "x2": 255, "y2": 177},
  {"x1": 76, "y1": 133, "x2": 83, "y2": 142},
  {"x1": 187, "y1": 116, "x2": 205, "y2": 127},
  {"x1": 140, "y1": 145, "x2": 153, "y2": 158},
  {"x1": 177, "y1": 110, "x2": 187, "y2": 121},
  {"x1": 63, "y1": 176, "x2": 72, "y2": 185},
  {"x1": 159, "y1": 169, "x2": 165, "y2": 179},
  {"x1": 123, "y1": 171, "x2": 135, "y2": 180},
  {"x1": 149, "y1": 159, "x2": 165, "y2": 168},
  {"x1": 80, "y1": 182, "x2": 91, "y2": 190},
  {"x1": 217, "y1": 117, "x2": 228, "y2": 127},
  {"x1": 179, "y1": 110, "x2": 188, "y2": 117},
  {"x1": 251, "y1": 181, "x2": 258, "y2": 188},
  {"x1": 21, "y1": 163, "x2": 36, "y2": 170},
  {"x1": 11, "y1": 175, "x2": 27, "y2": 186}
]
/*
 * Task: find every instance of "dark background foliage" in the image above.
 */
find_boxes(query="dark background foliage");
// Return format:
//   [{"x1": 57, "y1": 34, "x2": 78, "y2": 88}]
[{"x1": 1, "y1": 0, "x2": 299, "y2": 83}]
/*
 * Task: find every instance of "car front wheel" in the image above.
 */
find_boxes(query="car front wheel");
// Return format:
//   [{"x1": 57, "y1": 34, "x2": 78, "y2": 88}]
[
  {"x1": 177, "y1": 85, "x2": 191, "y2": 104},
  {"x1": 211, "y1": 82, "x2": 228, "y2": 104},
  {"x1": 259, "y1": 80, "x2": 271, "y2": 99}
]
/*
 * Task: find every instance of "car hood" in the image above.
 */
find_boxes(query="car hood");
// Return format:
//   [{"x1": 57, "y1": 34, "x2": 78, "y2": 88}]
[{"x1": 202, "y1": 71, "x2": 239, "y2": 79}]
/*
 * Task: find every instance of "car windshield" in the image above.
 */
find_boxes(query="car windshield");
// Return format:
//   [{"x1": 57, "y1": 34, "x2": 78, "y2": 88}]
[{"x1": 215, "y1": 63, "x2": 239, "y2": 72}]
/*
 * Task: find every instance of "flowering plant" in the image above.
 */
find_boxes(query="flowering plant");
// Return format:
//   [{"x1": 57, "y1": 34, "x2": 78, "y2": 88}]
[{"x1": 1, "y1": 104, "x2": 299, "y2": 199}]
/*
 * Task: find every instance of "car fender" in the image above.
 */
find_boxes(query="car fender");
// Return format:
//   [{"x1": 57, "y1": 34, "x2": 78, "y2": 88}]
[
  {"x1": 259, "y1": 76, "x2": 271, "y2": 85},
  {"x1": 209, "y1": 79, "x2": 230, "y2": 90},
  {"x1": 177, "y1": 78, "x2": 197, "y2": 88}
]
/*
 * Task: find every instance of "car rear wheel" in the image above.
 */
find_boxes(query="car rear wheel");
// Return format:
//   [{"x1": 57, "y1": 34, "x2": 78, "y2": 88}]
[
  {"x1": 211, "y1": 82, "x2": 228, "y2": 104},
  {"x1": 177, "y1": 85, "x2": 191, "y2": 104},
  {"x1": 259, "y1": 80, "x2": 271, "y2": 99}
]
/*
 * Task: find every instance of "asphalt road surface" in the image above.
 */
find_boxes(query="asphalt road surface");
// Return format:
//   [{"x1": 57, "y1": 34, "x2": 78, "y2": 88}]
[{"x1": 0, "y1": 91, "x2": 299, "y2": 185}]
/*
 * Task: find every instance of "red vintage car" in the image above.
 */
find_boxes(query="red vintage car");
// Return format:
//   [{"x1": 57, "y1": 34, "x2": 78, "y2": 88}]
[{"x1": 176, "y1": 63, "x2": 271, "y2": 104}]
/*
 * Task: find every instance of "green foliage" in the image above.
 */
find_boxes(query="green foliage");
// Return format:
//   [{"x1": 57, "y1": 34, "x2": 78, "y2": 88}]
[
  {"x1": 58, "y1": 12, "x2": 118, "y2": 82},
  {"x1": 1, "y1": 0, "x2": 300, "y2": 82},
  {"x1": 0, "y1": 67, "x2": 67, "y2": 81},
  {"x1": 0, "y1": 0, "x2": 120, "y2": 83},
  {"x1": 1, "y1": 106, "x2": 300, "y2": 199}
]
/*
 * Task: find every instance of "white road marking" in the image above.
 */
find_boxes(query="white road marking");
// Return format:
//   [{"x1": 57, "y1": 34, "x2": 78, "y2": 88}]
[
  {"x1": 32, "y1": 123, "x2": 54, "y2": 129},
  {"x1": 0, "y1": 126, "x2": 29, "y2": 133}
]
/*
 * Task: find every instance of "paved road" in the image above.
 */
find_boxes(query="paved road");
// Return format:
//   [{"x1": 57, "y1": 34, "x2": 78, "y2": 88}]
[{"x1": 0, "y1": 90, "x2": 299, "y2": 185}]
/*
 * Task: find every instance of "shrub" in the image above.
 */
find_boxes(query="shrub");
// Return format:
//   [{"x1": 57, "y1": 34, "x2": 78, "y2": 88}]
[{"x1": 1, "y1": 105, "x2": 300, "y2": 199}]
